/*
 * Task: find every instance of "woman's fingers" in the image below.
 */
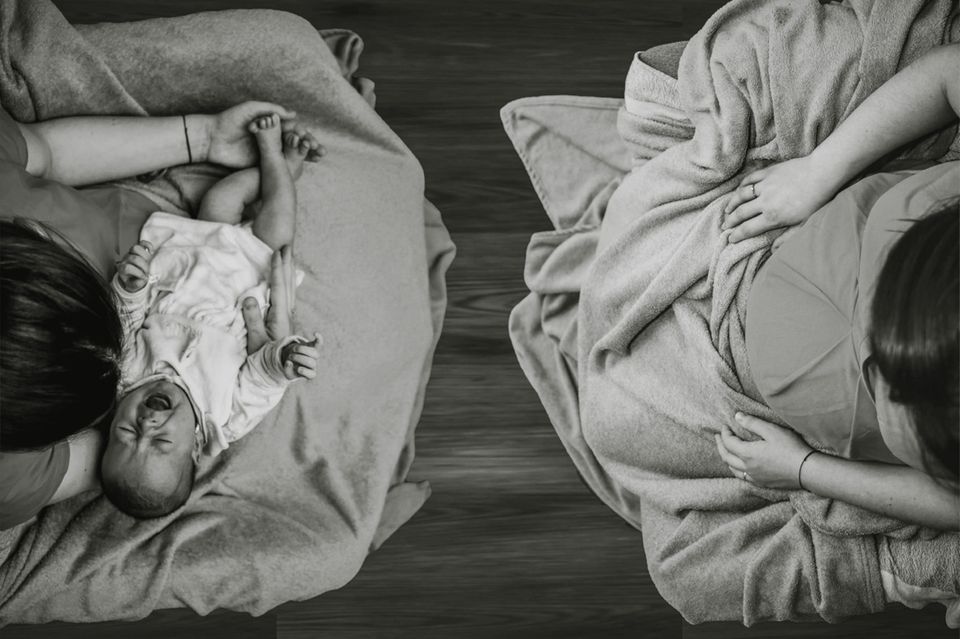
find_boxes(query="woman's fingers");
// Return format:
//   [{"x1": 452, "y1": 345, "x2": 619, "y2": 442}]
[
  {"x1": 283, "y1": 245, "x2": 296, "y2": 312},
  {"x1": 243, "y1": 101, "x2": 296, "y2": 121},
  {"x1": 719, "y1": 422, "x2": 753, "y2": 458},
  {"x1": 723, "y1": 187, "x2": 751, "y2": 216},
  {"x1": 715, "y1": 434, "x2": 747, "y2": 472},
  {"x1": 264, "y1": 246, "x2": 296, "y2": 340},
  {"x1": 728, "y1": 213, "x2": 785, "y2": 243},
  {"x1": 241, "y1": 297, "x2": 269, "y2": 355},
  {"x1": 270, "y1": 249, "x2": 290, "y2": 314},
  {"x1": 723, "y1": 170, "x2": 766, "y2": 214},
  {"x1": 722, "y1": 198, "x2": 764, "y2": 230}
]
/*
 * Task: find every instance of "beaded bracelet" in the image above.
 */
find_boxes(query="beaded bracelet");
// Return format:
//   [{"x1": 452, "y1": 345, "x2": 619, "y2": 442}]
[{"x1": 797, "y1": 450, "x2": 817, "y2": 490}]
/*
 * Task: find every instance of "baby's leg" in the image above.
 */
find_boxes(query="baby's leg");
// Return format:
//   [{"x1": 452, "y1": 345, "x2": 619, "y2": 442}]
[
  {"x1": 250, "y1": 114, "x2": 297, "y2": 250},
  {"x1": 197, "y1": 168, "x2": 261, "y2": 225}
]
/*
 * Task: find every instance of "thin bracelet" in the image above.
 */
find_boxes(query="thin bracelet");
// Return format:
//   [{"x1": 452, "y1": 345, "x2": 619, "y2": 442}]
[
  {"x1": 797, "y1": 450, "x2": 817, "y2": 490},
  {"x1": 182, "y1": 114, "x2": 193, "y2": 164}
]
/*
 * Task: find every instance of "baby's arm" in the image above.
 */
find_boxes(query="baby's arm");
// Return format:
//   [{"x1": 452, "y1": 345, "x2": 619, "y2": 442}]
[
  {"x1": 220, "y1": 336, "x2": 320, "y2": 444},
  {"x1": 112, "y1": 240, "x2": 154, "y2": 336},
  {"x1": 717, "y1": 413, "x2": 960, "y2": 530}
]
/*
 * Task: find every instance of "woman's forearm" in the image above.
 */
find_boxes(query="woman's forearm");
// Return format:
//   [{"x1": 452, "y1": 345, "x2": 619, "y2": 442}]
[
  {"x1": 808, "y1": 44, "x2": 960, "y2": 190},
  {"x1": 21, "y1": 114, "x2": 213, "y2": 186},
  {"x1": 801, "y1": 452, "x2": 960, "y2": 530},
  {"x1": 48, "y1": 428, "x2": 103, "y2": 505}
]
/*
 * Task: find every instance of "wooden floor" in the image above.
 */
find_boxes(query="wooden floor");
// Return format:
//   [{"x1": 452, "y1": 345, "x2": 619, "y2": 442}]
[{"x1": 7, "y1": 2, "x2": 954, "y2": 638}]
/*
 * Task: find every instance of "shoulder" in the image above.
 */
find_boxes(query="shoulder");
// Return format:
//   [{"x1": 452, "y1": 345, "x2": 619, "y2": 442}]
[{"x1": 0, "y1": 442, "x2": 69, "y2": 530}]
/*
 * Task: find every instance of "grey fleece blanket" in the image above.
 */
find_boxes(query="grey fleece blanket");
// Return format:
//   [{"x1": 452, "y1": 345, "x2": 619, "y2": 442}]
[
  {"x1": 0, "y1": 0, "x2": 453, "y2": 624},
  {"x1": 505, "y1": 0, "x2": 958, "y2": 626}
]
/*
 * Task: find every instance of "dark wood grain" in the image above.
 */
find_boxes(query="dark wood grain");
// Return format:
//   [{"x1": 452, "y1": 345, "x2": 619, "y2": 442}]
[
  {"x1": 2, "y1": 608, "x2": 275, "y2": 639},
  {"x1": 5, "y1": 1, "x2": 952, "y2": 638}
]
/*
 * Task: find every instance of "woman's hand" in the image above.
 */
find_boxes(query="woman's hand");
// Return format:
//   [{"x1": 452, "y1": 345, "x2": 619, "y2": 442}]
[
  {"x1": 715, "y1": 412, "x2": 814, "y2": 489},
  {"x1": 199, "y1": 102, "x2": 324, "y2": 168},
  {"x1": 241, "y1": 245, "x2": 297, "y2": 354},
  {"x1": 721, "y1": 156, "x2": 844, "y2": 243}
]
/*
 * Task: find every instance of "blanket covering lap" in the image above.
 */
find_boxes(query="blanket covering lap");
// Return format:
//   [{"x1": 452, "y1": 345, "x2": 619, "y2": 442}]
[
  {"x1": 504, "y1": 0, "x2": 959, "y2": 626},
  {"x1": 0, "y1": 0, "x2": 454, "y2": 625}
]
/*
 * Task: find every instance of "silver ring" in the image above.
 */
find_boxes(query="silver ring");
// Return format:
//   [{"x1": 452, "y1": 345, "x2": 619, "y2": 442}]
[{"x1": 750, "y1": 183, "x2": 757, "y2": 198}]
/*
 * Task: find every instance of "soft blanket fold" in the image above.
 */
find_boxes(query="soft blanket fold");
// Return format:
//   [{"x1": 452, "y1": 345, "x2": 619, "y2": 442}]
[
  {"x1": 0, "y1": 0, "x2": 453, "y2": 625},
  {"x1": 505, "y1": 0, "x2": 958, "y2": 626}
]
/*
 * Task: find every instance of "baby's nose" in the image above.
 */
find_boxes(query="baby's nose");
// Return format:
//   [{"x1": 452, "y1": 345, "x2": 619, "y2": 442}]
[{"x1": 136, "y1": 410, "x2": 162, "y2": 429}]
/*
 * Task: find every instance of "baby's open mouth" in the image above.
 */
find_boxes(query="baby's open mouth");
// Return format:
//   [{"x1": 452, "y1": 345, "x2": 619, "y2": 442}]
[{"x1": 144, "y1": 392, "x2": 171, "y2": 411}]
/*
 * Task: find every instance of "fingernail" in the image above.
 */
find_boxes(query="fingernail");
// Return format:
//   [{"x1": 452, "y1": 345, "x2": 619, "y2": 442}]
[{"x1": 734, "y1": 412, "x2": 744, "y2": 421}]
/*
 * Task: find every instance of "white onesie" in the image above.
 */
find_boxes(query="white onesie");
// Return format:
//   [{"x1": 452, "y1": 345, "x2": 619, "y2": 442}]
[{"x1": 112, "y1": 212, "x2": 302, "y2": 456}]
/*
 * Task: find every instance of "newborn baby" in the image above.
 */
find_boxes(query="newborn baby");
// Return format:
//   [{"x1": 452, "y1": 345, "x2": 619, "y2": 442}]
[{"x1": 100, "y1": 114, "x2": 320, "y2": 519}]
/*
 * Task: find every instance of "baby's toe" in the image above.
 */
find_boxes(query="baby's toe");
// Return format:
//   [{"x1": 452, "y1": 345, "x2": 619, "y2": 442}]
[{"x1": 283, "y1": 131, "x2": 301, "y2": 148}]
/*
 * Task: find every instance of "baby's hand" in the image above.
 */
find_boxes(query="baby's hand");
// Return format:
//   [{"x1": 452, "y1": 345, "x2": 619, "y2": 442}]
[
  {"x1": 715, "y1": 412, "x2": 813, "y2": 489},
  {"x1": 280, "y1": 333, "x2": 322, "y2": 381},
  {"x1": 117, "y1": 241, "x2": 154, "y2": 293}
]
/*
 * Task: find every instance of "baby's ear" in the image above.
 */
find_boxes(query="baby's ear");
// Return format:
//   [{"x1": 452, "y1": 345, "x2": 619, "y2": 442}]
[{"x1": 191, "y1": 434, "x2": 204, "y2": 466}]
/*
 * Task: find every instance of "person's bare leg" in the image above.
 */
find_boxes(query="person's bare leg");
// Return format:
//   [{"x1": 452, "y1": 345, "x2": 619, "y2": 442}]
[
  {"x1": 196, "y1": 167, "x2": 261, "y2": 224},
  {"x1": 198, "y1": 133, "x2": 310, "y2": 225},
  {"x1": 280, "y1": 130, "x2": 309, "y2": 190},
  {"x1": 249, "y1": 114, "x2": 298, "y2": 250}
]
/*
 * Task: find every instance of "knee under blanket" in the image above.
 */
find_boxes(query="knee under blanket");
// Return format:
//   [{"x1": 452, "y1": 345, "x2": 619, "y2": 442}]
[
  {"x1": 504, "y1": 0, "x2": 958, "y2": 626},
  {"x1": 0, "y1": 0, "x2": 454, "y2": 625}
]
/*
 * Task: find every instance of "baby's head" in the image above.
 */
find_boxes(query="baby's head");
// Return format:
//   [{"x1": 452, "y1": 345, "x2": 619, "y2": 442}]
[{"x1": 101, "y1": 378, "x2": 198, "y2": 518}]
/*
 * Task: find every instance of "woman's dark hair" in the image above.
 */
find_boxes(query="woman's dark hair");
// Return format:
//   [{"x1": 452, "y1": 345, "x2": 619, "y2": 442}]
[
  {"x1": 0, "y1": 219, "x2": 122, "y2": 451},
  {"x1": 870, "y1": 199, "x2": 958, "y2": 484}
]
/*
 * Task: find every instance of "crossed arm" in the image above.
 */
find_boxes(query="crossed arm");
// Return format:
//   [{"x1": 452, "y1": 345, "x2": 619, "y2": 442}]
[
  {"x1": 723, "y1": 43, "x2": 960, "y2": 242},
  {"x1": 16, "y1": 101, "x2": 322, "y2": 187},
  {"x1": 716, "y1": 413, "x2": 960, "y2": 531}
]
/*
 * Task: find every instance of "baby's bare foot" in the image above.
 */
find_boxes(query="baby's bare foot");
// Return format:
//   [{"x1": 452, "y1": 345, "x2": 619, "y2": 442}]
[
  {"x1": 282, "y1": 131, "x2": 310, "y2": 180},
  {"x1": 249, "y1": 114, "x2": 283, "y2": 160}
]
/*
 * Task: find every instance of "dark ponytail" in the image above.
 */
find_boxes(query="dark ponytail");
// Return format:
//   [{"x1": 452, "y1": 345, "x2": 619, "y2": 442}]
[
  {"x1": 870, "y1": 200, "x2": 958, "y2": 484},
  {"x1": 0, "y1": 219, "x2": 122, "y2": 451}
]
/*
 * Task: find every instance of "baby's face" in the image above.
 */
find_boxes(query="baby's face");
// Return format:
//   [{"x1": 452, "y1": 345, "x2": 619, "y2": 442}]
[{"x1": 102, "y1": 379, "x2": 196, "y2": 494}]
